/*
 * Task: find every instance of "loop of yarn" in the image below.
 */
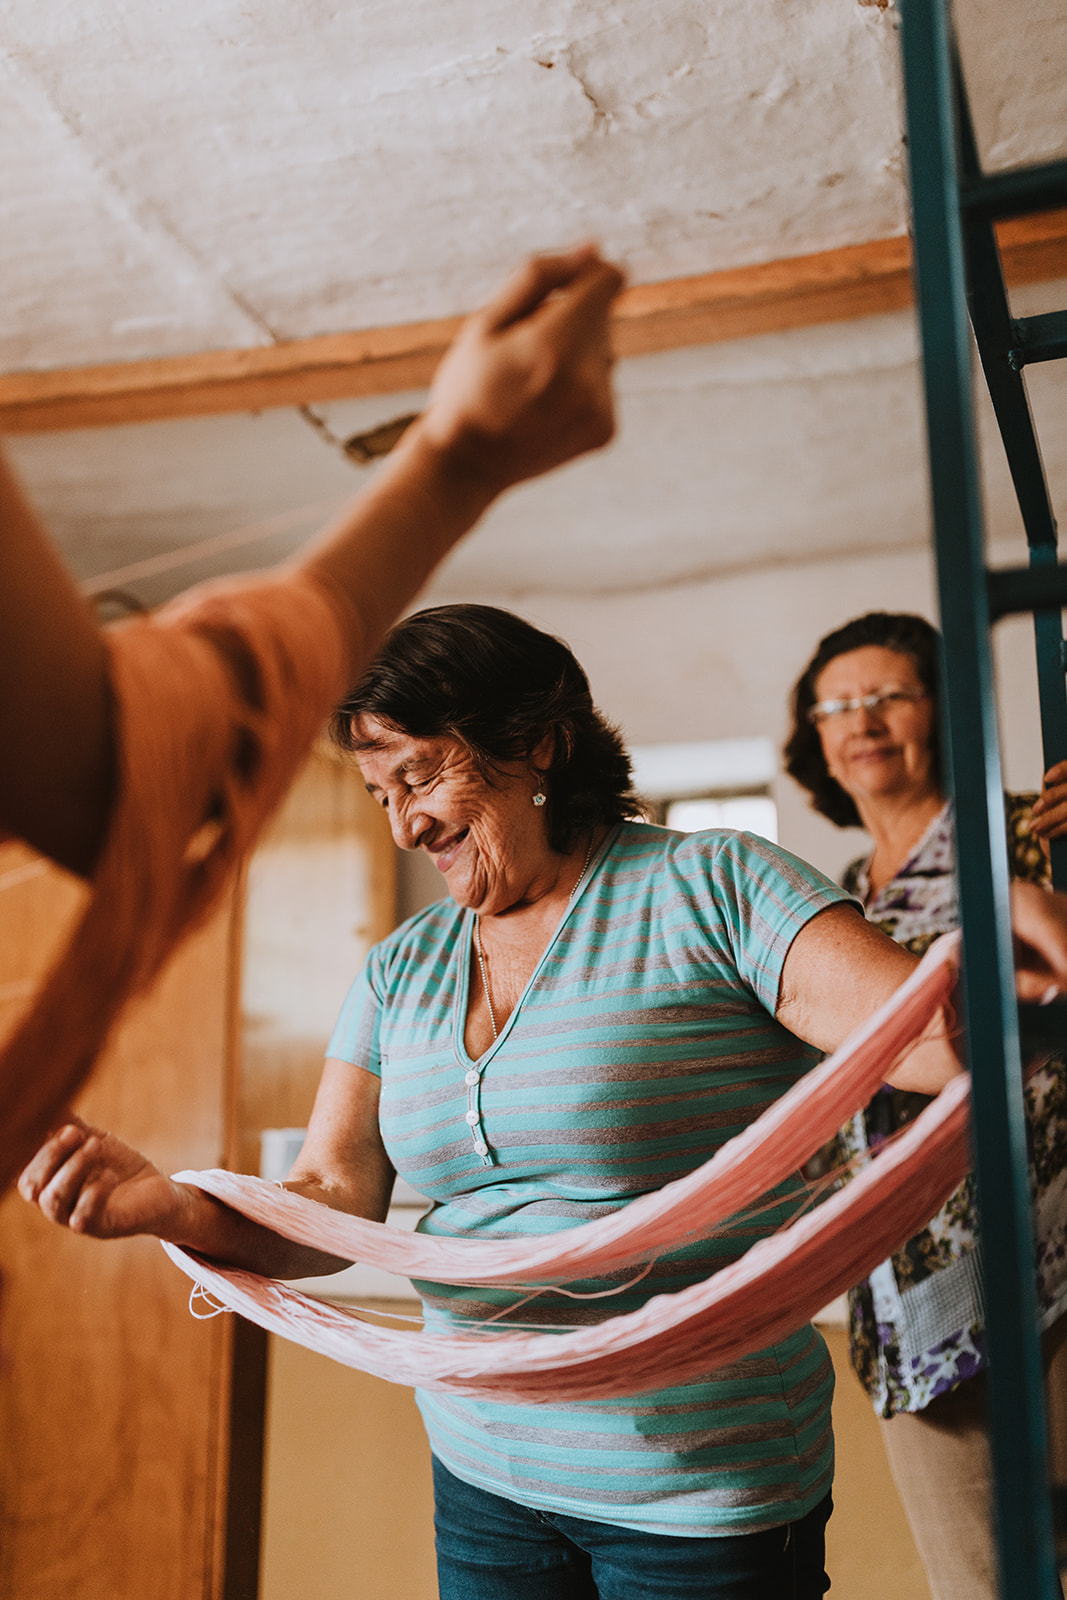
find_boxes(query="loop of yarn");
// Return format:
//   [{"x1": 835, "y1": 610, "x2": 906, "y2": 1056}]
[
  {"x1": 172, "y1": 935, "x2": 959, "y2": 1288},
  {"x1": 164, "y1": 936, "x2": 971, "y2": 1402},
  {"x1": 188, "y1": 1284, "x2": 231, "y2": 1321}
]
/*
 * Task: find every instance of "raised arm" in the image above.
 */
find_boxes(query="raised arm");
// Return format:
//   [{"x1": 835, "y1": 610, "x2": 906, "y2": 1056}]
[
  {"x1": 297, "y1": 245, "x2": 622, "y2": 683},
  {"x1": 0, "y1": 245, "x2": 623, "y2": 877}
]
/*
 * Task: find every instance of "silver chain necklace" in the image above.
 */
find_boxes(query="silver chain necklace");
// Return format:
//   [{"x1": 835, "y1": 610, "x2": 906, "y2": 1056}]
[
  {"x1": 465, "y1": 834, "x2": 598, "y2": 1164},
  {"x1": 472, "y1": 916, "x2": 501, "y2": 1042}
]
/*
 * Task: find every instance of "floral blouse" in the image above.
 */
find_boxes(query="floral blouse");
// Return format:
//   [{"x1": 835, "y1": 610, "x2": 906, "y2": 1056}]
[{"x1": 837, "y1": 796, "x2": 1067, "y2": 1418}]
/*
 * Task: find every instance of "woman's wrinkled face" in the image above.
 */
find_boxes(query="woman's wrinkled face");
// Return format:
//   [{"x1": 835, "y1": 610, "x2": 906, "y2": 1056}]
[
  {"x1": 351, "y1": 715, "x2": 553, "y2": 915},
  {"x1": 812, "y1": 645, "x2": 938, "y2": 811}
]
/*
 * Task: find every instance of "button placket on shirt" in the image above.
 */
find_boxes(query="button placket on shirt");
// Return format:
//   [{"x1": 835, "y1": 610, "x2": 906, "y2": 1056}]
[{"x1": 464, "y1": 1064, "x2": 493, "y2": 1165}]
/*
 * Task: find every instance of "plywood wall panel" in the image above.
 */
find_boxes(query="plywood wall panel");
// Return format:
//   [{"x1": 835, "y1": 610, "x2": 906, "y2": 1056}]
[
  {"x1": 235, "y1": 744, "x2": 395, "y2": 1177},
  {"x1": 0, "y1": 846, "x2": 241, "y2": 1600}
]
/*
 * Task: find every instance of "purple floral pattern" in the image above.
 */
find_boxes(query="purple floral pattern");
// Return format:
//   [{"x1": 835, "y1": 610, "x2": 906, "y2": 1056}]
[{"x1": 837, "y1": 796, "x2": 1067, "y2": 1417}]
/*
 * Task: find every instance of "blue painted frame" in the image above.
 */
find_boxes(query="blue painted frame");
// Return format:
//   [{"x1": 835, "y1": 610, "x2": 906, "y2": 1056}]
[{"x1": 897, "y1": 2, "x2": 1066, "y2": 1592}]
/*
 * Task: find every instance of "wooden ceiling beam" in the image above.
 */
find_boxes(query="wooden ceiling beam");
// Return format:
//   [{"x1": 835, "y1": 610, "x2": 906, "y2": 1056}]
[{"x1": 2, "y1": 209, "x2": 1065, "y2": 434}]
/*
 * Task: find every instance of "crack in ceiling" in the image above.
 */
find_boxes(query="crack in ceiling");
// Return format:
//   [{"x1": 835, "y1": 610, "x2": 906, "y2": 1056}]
[{"x1": 0, "y1": 0, "x2": 1063, "y2": 618}]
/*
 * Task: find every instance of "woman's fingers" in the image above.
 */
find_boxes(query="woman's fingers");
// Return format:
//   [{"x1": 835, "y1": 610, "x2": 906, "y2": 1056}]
[
  {"x1": 17, "y1": 1116, "x2": 96, "y2": 1205},
  {"x1": 24, "y1": 1126, "x2": 115, "y2": 1228},
  {"x1": 532, "y1": 254, "x2": 626, "y2": 349},
  {"x1": 39, "y1": 1151, "x2": 103, "y2": 1229},
  {"x1": 424, "y1": 244, "x2": 624, "y2": 488},
  {"x1": 18, "y1": 1118, "x2": 165, "y2": 1237},
  {"x1": 1030, "y1": 771, "x2": 1067, "y2": 838},
  {"x1": 1031, "y1": 805, "x2": 1067, "y2": 840},
  {"x1": 479, "y1": 243, "x2": 605, "y2": 332}
]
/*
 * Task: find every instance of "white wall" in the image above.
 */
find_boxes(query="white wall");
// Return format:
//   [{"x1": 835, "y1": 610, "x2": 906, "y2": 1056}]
[{"x1": 433, "y1": 534, "x2": 1047, "y2": 887}]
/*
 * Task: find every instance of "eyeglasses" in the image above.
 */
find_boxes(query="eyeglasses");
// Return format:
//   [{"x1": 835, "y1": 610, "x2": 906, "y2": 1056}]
[{"x1": 807, "y1": 688, "x2": 929, "y2": 726}]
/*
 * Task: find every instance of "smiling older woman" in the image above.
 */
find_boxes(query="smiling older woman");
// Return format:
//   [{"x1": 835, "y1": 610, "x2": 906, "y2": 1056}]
[
  {"x1": 785, "y1": 610, "x2": 1067, "y2": 1600},
  {"x1": 21, "y1": 604, "x2": 1067, "y2": 1600}
]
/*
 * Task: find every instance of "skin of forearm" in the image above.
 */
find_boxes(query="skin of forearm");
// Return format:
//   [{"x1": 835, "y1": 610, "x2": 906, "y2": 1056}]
[
  {"x1": 300, "y1": 420, "x2": 499, "y2": 686},
  {"x1": 0, "y1": 253, "x2": 617, "y2": 876},
  {"x1": 0, "y1": 422, "x2": 492, "y2": 876},
  {"x1": 163, "y1": 1119, "x2": 396, "y2": 1279},
  {"x1": 167, "y1": 1180, "x2": 371, "y2": 1280},
  {"x1": 777, "y1": 903, "x2": 963, "y2": 1095},
  {"x1": 879, "y1": 1025, "x2": 962, "y2": 1094}
]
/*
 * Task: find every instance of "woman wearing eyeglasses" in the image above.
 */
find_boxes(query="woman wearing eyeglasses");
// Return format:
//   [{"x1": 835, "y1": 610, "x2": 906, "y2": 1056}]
[{"x1": 785, "y1": 610, "x2": 1067, "y2": 1600}]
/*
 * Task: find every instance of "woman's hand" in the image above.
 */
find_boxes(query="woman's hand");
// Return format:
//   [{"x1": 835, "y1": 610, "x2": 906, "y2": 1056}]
[
  {"x1": 19, "y1": 1063, "x2": 390, "y2": 1278},
  {"x1": 18, "y1": 1114, "x2": 190, "y2": 1240},
  {"x1": 1009, "y1": 880, "x2": 1067, "y2": 1003},
  {"x1": 1029, "y1": 762, "x2": 1067, "y2": 843},
  {"x1": 420, "y1": 243, "x2": 624, "y2": 496}
]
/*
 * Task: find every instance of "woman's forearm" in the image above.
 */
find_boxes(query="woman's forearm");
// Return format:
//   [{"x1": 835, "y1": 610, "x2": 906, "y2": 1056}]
[
  {"x1": 298, "y1": 419, "x2": 500, "y2": 688},
  {"x1": 18, "y1": 1115, "x2": 386, "y2": 1278},
  {"x1": 777, "y1": 903, "x2": 962, "y2": 1093},
  {"x1": 166, "y1": 1181, "x2": 356, "y2": 1280}
]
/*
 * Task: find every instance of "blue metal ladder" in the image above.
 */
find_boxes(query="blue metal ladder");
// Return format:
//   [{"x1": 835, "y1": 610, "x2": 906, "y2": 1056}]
[{"x1": 897, "y1": 3, "x2": 1067, "y2": 1594}]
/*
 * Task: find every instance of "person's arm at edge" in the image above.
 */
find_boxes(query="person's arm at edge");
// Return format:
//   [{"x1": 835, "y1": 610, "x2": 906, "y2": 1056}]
[
  {"x1": 299, "y1": 246, "x2": 622, "y2": 684},
  {"x1": 0, "y1": 246, "x2": 623, "y2": 877}
]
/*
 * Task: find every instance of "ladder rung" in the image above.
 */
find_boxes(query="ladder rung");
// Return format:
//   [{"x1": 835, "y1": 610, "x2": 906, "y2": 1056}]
[
  {"x1": 960, "y1": 158, "x2": 1067, "y2": 221},
  {"x1": 1011, "y1": 310, "x2": 1067, "y2": 370},
  {"x1": 988, "y1": 564, "x2": 1067, "y2": 619}
]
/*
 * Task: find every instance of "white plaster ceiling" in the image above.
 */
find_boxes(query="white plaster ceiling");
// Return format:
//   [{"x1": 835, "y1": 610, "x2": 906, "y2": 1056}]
[{"x1": 1, "y1": 0, "x2": 1066, "y2": 607}]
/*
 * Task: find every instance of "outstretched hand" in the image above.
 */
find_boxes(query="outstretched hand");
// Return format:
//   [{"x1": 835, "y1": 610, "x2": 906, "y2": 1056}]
[
  {"x1": 18, "y1": 1114, "x2": 190, "y2": 1240},
  {"x1": 421, "y1": 243, "x2": 625, "y2": 495},
  {"x1": 1029, "y1": 761, "x2": 1067, "y2": 844}
]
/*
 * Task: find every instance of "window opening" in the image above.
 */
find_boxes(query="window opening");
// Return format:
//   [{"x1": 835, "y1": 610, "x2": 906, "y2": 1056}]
[{"x1": 630, "y1": 739, "x2": 778, "y2": 842}]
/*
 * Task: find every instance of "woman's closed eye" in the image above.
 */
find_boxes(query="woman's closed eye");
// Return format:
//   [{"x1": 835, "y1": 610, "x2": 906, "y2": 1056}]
[{"x1": 367, "y1": 774, "x2": 434, "y2": 808}]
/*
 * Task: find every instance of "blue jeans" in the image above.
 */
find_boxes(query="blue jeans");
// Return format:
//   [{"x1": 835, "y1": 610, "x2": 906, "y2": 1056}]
[{"x1": 432, "y1": 1458, "x2": 833, "y2": 1600}]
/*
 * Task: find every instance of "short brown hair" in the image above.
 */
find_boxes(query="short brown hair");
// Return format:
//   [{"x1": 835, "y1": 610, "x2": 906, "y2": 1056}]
[
  {"x1": 331, "y1": 604, "x2": 641, "y2": 853},
  {"x1": 783, "y1": 612, "x2": 942, "y2": 829}
]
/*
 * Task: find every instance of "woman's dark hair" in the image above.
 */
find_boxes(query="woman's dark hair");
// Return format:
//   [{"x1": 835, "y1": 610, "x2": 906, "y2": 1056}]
[
  {"x1": 331, "y1": 604, "x2": 640, "y2": 852},
  {"x1": 783, "y1": 611, "x2": 942, "y2": 829}
]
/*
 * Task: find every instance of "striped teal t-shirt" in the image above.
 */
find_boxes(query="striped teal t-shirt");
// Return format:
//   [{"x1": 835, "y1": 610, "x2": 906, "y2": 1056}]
[{"x1": 326, "y1": 822, "x2": 852, "y2": 1535}]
